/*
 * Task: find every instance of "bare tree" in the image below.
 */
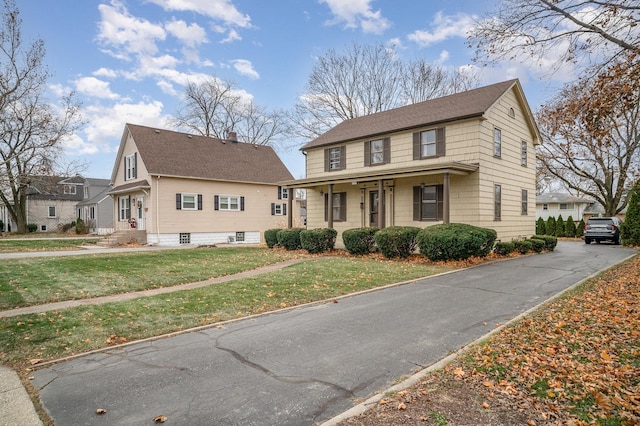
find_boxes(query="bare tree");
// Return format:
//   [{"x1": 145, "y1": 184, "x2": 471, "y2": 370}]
[
  {"x1": 469, "y1": 0, "x2": 640, "y2": 75},
  {"x1": 537, "y1": 55, "x2": 640, "y2": 216},
  {"x1": 292, "y1": 43, "x2": 480, "y2": 139},
  {"x1": 171, "y1": 77, "x2": 289, "y2": 146},
  {"x1": 0, "y1": 0, "x2": 82, "y2": 233}
]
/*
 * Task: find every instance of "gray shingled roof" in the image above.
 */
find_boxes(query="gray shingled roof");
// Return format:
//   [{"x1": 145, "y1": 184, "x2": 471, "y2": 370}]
[
  {"x1": 302, "y1": 79, "x2": 519, "y2": 150},
  {"x1": 536, "y1": 192, "x2": 592, "y2": 204},
  {"x1": 126, "y1": 124, "x2": 293, "y2": 184}
]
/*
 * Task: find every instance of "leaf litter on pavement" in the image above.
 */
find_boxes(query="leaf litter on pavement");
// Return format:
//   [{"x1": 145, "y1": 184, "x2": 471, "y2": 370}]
[{"x1": 342, "y1": 254, "x2": 640, "y2": 426}]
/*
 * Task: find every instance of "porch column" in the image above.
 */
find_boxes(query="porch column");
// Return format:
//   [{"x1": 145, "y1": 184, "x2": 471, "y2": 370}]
[
  {"x1": 327, "y1": 184, "x2": 334, "y2": 229},
  {"x1": 377, "y1": 179, "x2": 385, "y2": 229},
  {"x1": 287, "y1": 189, "x2": 293, "y2": 229},
  {"x1": 443, "y1": 173, "x2": 450, "y2": 224}
]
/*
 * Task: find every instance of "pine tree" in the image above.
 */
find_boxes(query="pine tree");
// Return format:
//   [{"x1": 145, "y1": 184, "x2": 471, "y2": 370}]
[
  {"x1": 576, "y1": 219, "x2": 585, "y2": 237},
  {"x1": 546, "y1": 216, "x2": 557, "y2": 236},
  {"x1": 620, "y1": 185, "x2": 640, "y2": 246},
  {"x1": 565, "y1": 215, "x2": 577, "y2": 238},
  {"x1": 556, "y1": 215, "x2": 566, "y2": 237},
  {"x1": 536, "y1": 217, "x2": 546, "y2": 235}
]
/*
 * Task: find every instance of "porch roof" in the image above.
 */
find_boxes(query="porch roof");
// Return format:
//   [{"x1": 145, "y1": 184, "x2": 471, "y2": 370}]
[
  {"x1": 108, "y1": 180, "x2": 151, "y2": 195},
  {"x1": 280, "y1": 161, "x2": 479, "y2": 188}
]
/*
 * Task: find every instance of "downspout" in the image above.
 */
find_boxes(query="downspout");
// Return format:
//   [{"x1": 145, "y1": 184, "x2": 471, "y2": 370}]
[{"x1": 156, "y1": 175, "x2": 161, "y2": 243}]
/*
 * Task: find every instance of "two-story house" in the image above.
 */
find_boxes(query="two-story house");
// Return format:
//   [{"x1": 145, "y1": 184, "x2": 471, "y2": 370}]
[
  {"x1": 107, "y1": 123, "x2": 297, "y2": 246},
  {"x1": 76, "y1": 178, "x2": 114, "y2": 234},
  {"x1": 281, "y1": 79, "x2": 540, "y2": 246}
]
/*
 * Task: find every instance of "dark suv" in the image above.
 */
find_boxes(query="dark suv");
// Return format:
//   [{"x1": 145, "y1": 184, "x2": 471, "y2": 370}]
[{"x1": 584, "y1": 217, "x2": 622, "y2": 244}]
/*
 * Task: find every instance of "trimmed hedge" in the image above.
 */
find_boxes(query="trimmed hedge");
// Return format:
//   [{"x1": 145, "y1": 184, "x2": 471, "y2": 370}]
[
  {"x1": 264, "y1": 228, "x2": 281, "y2": 248},
  {"x1": 300, "y1": 228, "x2": 337, "y2": 254},
  {"x1": 342, "y1": 227, "x2": 379, "y2": 255},
  {"x1": 531, "y1": 235, "x2": 558, "y2": 251},
  {"x1": 276, "y1": 228, "x2": 304, "y2": 250},
  {"x1": 374, "y1": 226, "x2": 420, "y2": 259},
  {"x1": 417, "y1": 223, "x2": 497, "y2": 261},
  {"x1": 494, "y1": 241, "x2": 515, "y2": 256},
  {"x1": 514, "y1": 240, "x2": 533, "y2": 254},
  {"x1": 528, "y1": 238, "x2": 545, "y2": 253}
]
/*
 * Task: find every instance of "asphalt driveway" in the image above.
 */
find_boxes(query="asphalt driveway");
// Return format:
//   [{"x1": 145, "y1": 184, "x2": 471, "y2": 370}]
[{"x1": 32, "y1": 241, "x2": 637, "y2": 425}]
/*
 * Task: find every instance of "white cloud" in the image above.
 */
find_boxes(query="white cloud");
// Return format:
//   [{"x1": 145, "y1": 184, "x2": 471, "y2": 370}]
[
  {"x1": 320, "y1": 0, "x2": 390, "y2": 34},
  {"x1": 93, "y1": 67, "x2": 118, "y2": 78},
  {"x1": 408, "y1": 12, "x2": 477, "y2": 47},
  {"x1": 231, "y1": 59, "x2": 259, "y2": 79},
  {"x1": 147, "y1": 0, "x2": 251, "y2": 28},
  {"x1": 75, "y1": 77, "x2": 120, "y2": 100},
  {"x1": 97, "y1": 1, "x2": 166, "y2": 58},
  {"x1": 220, "y1": 28, "x2": 242, "y2": 43},
  {"x1": 165, "y1": 19, "x2": 207, "y2": 48}
]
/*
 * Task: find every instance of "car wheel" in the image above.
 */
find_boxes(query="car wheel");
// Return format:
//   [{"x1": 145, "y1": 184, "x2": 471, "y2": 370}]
[
  {"x1": 614, "y1": 236, "x2": 621, "y2": 245},
  {"x1": 595, "y1": 239, "x2": 601, "y2": 244},
  {"x1": 585, "y1": 238, "x2": 590, "y2": 244}
]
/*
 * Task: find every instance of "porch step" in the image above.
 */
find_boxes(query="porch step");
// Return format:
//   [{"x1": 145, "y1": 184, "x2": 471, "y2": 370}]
[{"x1": 99, "y1": 230, "x2": 147, "y2": 246}]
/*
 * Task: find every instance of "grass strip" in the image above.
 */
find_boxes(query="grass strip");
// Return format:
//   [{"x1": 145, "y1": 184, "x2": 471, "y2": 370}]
[
  {"x1": 0, "y1": 257, "x2": 451, "y2": 368},
  {"x1": 0, "y1": 239, "x2": 100, "y2": 253},
  {"x1": 0, "y1": 247, "x2": 302, "y2": 310}
]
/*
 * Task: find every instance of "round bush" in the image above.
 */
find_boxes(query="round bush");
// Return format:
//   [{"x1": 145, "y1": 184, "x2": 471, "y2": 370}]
[
  {"x1": 300, "y1": 228, "x2": 337, "y2": 254},
  {"x1": 264, "y1": 228, "x2": 281, "y2": 248},
  {"x1": 493, "y1": 241, "x2": 515, "y2": 256},
  {"x1": 342, "y1": 227, "x2": 379, "y2": 255},
  {"x1": 528, "y1": 238, "x2": 545, "y2": 253},
  {"x1": 276, "y1": 228, "x2": 304, "y2": 250},
  {"x1": 513, "y1": 240, "x2": 533, "y2": 254},
  {"x1": 374, "y1": 226, "x2": 420, "y2": 259},
  {"x1": 417, "y1": 223, "x2": 497, "y2": 261},
  {"x1": 531, "y1": 235, "x2": 558, "y2": 251}
]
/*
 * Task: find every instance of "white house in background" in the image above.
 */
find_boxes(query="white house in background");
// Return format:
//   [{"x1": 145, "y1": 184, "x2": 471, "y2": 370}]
[{"x1": 535, "y1": 192, "x2": 592, "y2": 221}]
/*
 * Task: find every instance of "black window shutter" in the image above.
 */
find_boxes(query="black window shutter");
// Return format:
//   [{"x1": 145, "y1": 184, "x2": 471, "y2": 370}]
[
  {"x1": 271, "y1": 203, "x2": 275, "y2": 215},
  {"x1": 324, "y1": 149, "x2": 330, "y2": 172},
  {"x1": 436, "y1": 128, "x2": 446, "y2": 157},
  {"x1": 340, "y1": 193, "x2": 347, "y2": 221},
  {"x1": 340, "y1": 146, "x2": 346, "y2": 170},
  {"x1": 197, "y1": 194, "x2": 203, "y2": 210},
  {"x1": 133, "y1": 152, "x2": 137, "y2": 179},
  {"x1": 364, "y1": 141, "x2": 371, "y2": 166},
  {"x1": 413, "y1": 187, "x2": 421, "y2": 221},
  {"x1": 214, "y1": 195, "x2": 219, "y2": 211},
  {"x1": 413, "y1": 133, "x2": 420, "y2": 160},
  {"x1": 324, "y1": 193, "x2": 328, "y2": 222},
  {"x1": 240, "y1": 196, "x2": 245, "y2": 211},
  {"x1": 176, "y1": 193, "x2": 182, "y2": 210},
  {"x1": 383, "y1": 138, "x2": 391, "y2": 164},
  {"x1": 283, "y1": 203, "x2": 287, "y2": 216},
  {"x1": 437, "y1": 185, "x2": 444, "y2": 220},
  {"x1": 277, "y1": 186, "x2": 282, "y2": 200},
  {"x1": 127, "y1": 196, "x2": 131, "y2": 219}
]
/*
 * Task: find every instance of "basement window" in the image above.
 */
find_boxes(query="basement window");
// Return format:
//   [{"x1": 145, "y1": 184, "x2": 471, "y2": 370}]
[{"x1": 179, "y1": 233, "x2": 191, "y2": 244}]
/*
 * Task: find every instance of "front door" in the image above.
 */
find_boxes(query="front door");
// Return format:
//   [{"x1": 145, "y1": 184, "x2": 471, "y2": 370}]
[
  {"x1": 135, "y1": 197, "x2": 145, "y2": 230},
  {"x1": 369, "y1": 191, "x2": 379, "y2": 227}
]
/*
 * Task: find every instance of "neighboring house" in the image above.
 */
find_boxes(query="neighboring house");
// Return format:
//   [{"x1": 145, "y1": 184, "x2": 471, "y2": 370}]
[
  {"x1": 107, "y1": 123, "x2": 296, "y2": 246},
  {"x1": 1, "y1": 175, "x2": 113, "y2": 233},
  {"x1": 281, "y1": 79, "x2": 541, "y2": 245},
  {"x1": 535, "y1": 192, "x2": 592, "y2": 222},
  {"x1": 76, "y1": 178, "x2": 114, "y2": 234},
  {"x1": 583, "y1": 202, "x2": 627, "y2": 222}
]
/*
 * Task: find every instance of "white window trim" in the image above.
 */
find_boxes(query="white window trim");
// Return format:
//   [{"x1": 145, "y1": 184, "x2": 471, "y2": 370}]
[
  {"x1": 63, "y1": 185, "x2": 76, "y2": 195},
  {"x1": 370, "y1": 139, "x2": 384, "y2": 164},
  {"x1": 420, "y1": 130, "x2": 437, "y2": 158},
  {"x1": 125, "y1": 154, "x2": 136, "y2": 181},
  {"x1": 181, "y1": 193, "x2": 198, "y2": 210},
  {"x1": 218, "y1": 195, "x2": 241, "y2": 211},
  {"x1": 273, "y1": 203, "x2": 285, "y2": 215},
  {"x1": 48, "y1": 206, "x2": 56, "y2": 218},
  {"x1": 494, "y1": 128, "x2": 502, "y2": 158}
]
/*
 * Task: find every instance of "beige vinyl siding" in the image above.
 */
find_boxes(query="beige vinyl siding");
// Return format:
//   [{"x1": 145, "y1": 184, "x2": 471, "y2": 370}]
[{"x1": 112, "y1": 132, "x2": 149, "y2": 189}]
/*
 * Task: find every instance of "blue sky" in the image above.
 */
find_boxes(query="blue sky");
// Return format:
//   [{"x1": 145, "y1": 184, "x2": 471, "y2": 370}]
[{"x1": 18, "y1": 0, "x2": 574, "y2": 179}]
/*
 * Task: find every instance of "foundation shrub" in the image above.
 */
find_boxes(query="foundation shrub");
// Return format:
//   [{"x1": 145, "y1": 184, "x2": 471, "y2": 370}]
[
  {"x1": 374, "y1": 226, "x2": 420, "y2": 259},
  {"x1": 276, "y1": 228, "x2": 304, "y2": 250},
  {"x1": 417, "y1": 223, "x2": 497, "y2": 261},
  {"x1": 264, "y1": 228, "x2": 281, "y2": 248},
  {"x1": 493, "y1": 241, "x2": 515, "y2": 256},
  {"x1": 342, "y1": 227, "x2": 379, "y2": 255},
  {"x1": 300, "y1": 228, "x2": 337, "y2": 254}
]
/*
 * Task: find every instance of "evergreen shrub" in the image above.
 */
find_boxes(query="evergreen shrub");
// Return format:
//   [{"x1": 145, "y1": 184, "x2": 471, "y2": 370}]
[
  {"x1": 264, "y1": 228, "x2": 281, "y2": 248},
  {"x1": 416, "y1": 223, "x2": 497, "y2": 261},
  {"x1": 276, "y1": 228, "x2": 304, "y2": 250},
  {"x1": 342, "y1": 227, "x2": 378, "y2": 255},
  {"x1": 374, "y1": 226, "x2": 420, "y2": 259},
  {"x1": 493, "y1": 241, "x2": 515, "y2": 256},
  {"x1": 300, "y1": 228, "x2": 337, "y2": 254}
]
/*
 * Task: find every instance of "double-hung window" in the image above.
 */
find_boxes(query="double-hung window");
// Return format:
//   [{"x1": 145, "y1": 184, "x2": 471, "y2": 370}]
[
  {"x1": 324, "y1": 192, "x2": 347, "y2": 222},
  {"x1": 364, "y1": 138, "x2": 390, "y2": 166},
  {"x1": 48, "y1": 206, "x2": 56, "y2": 218},
  {"x1": 324, "y1": 146, "x2": 346, "y2": 171},
  {"x1": 176, "y1": 193, "x2": 203, "y2": 210},
  {"x1": 413, "y1": 128, "x2": 445, "y2": 159},
  {"x1": 119, "y1": 197, "x2": 130, "y2": 220},
  {"x1": 125, "y1": 153, "x2": 137, "y2": 181},
  {"x1": 494, "y1": 184, "x2": 502, "y2": 220},
  {"x1": 521, "y1": 141, "x2": 527, "y2": 166},
  {"x1": 494, "y1": 128, "x2": 502, "y2": 158},
  {"x1": 413, "y1": 185, "x2": 443, "y2": 221},
  {"x1": 214, "y1": 195, "x2": 244, "y2": 211},
  {"x1": 271, "y1": 203, "x2": 287, "y2": 215},
  {"x1": 522, "y1": 189, "x2": 528, "y2": 215},
  {"x1": 63, "y1": 184, "x2": 76, "y2": 195}
]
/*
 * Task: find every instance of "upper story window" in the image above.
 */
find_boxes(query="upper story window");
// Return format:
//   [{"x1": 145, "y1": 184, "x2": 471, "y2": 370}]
[
  {"x1": 521, "y1": 141, "x2": 527, "y2": 167},
  {"x1": 364, "y1": 138, "x2": 390, "y2": 166},
  {"x1": 125, "y1": 153, "x2": 137, "y2": 181},
  {"x1": 324, "y1": 146, "x2": 346, "y2": 171},
  {"x1": 543, "y1": 203, "x2": 549, "y2": 211},
  {"x1": 413, "y1": 127, "x2": 445, "y2": 160},
  {"x1": 63, "y1": 184, "x2": 76, "y2": 195},
  {"x1": 84, "y1": 186, "x2": 89, "y2": 199},
  {"x1": 560, "y1": 203, "x2": 574, "y2": 210},
  {"x1": 494, "y1": 128, "x2": 502, "y2": 158},
  {"x1": 522, "y1": 189, "x2": 528, "y2": 215},
  {"x1": 271, "y1": 203, "x2": 287, "y2": 215},
  {"x1": 278, "y1": 186, "x2": 288, "y2": 200}
]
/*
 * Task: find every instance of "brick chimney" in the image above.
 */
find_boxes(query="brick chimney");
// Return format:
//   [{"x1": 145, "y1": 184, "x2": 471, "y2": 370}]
[{"x1": 227, "y1": 131, "x2": 238, "y2": 143}]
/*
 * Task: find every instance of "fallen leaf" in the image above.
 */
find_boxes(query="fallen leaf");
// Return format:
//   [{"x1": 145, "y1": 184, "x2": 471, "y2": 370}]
[
  {"x1": 96, "y1": 408, "x2": 107, "y2": 415},
  {"x1": 600, "y1": 350, "x2": 612, "y2": 361},
  {"x1": 482, "y1": 401, "x2": 490, "y2": 409},
  {"x1": 397, "y1": 402, "x2": 407, "y2": 410},
  {"x1": 153, "y1": 414, "x2": 168, "y2": 423},
  {"x1": 28, "y1": 359, "x2": 43, "y2": 365},
  {"x1": 453, "y1": 367, "x2": 465, "y2": 378}
]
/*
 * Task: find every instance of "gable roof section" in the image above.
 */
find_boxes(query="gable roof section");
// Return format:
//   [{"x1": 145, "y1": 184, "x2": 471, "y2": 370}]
[
  {"x1": 302, "y1": 79, "x2": 540, "y2": 150},
  {"x1": 112, "y1": 124, "x2": 294, "y2": 184},
  {"x1": 536, "y1": 192, "x2": 592, "y2": 204}
]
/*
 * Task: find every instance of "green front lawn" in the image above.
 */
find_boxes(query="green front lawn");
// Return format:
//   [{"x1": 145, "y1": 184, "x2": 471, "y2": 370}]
[{"x1": 0, "y1": 238, "x2": 100, "y2": 253}]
